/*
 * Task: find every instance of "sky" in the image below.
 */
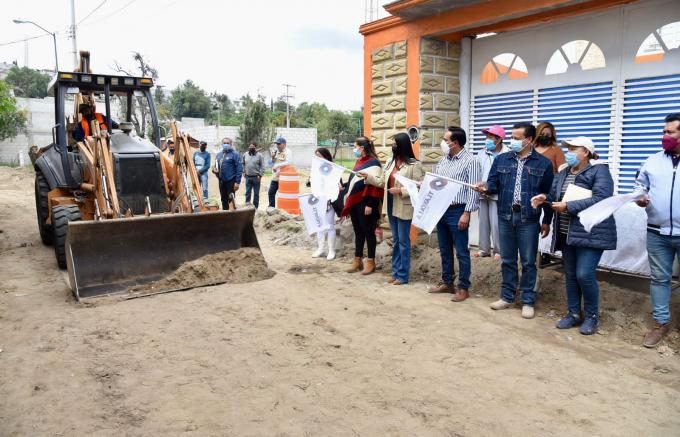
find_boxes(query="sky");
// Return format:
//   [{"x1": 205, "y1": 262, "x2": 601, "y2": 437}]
[{"x1": 0, "y1": 0, "x2": 376, "y2": 111}]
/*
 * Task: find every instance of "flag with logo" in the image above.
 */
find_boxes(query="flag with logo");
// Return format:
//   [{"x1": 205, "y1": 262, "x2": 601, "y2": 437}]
[
  {"x1": 299, "y1": 194, "x2": 331, "y2": 235},
  {"x1": 311, "y1": 155, "x2": 344, "y2": 202},
  {"x1": 395, "y1": 174, "x2": 421, "y2": 206},
  {"x1": 412, "y1": 173, "x2": 463, "y2": 234},
  {"x1": 578, "y1": 188, "x2": 646, "y2": 233}
]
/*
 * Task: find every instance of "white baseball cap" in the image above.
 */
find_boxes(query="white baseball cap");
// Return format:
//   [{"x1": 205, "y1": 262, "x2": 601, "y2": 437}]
[{"x1": 563, "y1": 136, "x2": 598, "y2": 159}]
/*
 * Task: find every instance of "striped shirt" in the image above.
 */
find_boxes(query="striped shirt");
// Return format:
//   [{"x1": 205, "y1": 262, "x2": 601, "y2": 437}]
[
  {"x1": 434, "y1": 147, "x2": 481, "y2": 212},
  {"x1": 558, "y1": 172, "x2": 577, "y2": 234},
  {"x1": 512, "y1": 153, "x2": 528, "y2": 205}
]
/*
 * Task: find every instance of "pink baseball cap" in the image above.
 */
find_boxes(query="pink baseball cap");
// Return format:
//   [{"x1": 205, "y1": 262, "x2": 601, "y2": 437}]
[{"x1": 482, "y1": 125, "x2": 506, "y2": 140}]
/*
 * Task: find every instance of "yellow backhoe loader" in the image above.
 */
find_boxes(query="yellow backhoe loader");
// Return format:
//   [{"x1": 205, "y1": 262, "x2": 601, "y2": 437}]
[{"x1": 31, "y1": 52, "x2": 259, "y2": 300}]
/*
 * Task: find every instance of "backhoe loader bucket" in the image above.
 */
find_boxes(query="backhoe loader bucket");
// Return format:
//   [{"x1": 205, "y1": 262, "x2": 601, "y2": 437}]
[{"x1": 65, "y1": 209, "x2": 259, "y2": 300}]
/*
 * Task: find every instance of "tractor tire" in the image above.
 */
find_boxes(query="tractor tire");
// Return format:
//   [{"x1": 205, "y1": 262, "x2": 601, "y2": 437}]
[
  {"x1": 52, "y1": 204, "x2": 81, "y2": 269},
  {"x1": 35, "y1": 171, "x2": 53, "y2": 245}
]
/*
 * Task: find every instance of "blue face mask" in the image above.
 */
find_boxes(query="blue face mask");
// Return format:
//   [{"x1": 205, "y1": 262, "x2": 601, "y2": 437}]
[
  {"x1": 485, "y1": 139, "x2": 497, "y2": 151},
  {"x1": 354, "y1": 148, "x2": 362, "y2": 158},
  {"x1": 222, "y1": 143, "x2": 232, "y2": 151},
  {"x1": 509, "y1": 139, "x2": 524, "y2": 153},
  {"x1": 565, "y1": 151, "x2": 579, "y2": 167}
]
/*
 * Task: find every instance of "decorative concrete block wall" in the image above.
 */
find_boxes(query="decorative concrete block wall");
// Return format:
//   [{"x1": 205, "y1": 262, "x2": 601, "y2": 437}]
[
  {"x1": 419, "y1": 38, "x2": 461, "y2": 168},
  {"x1": 370, "y1": 40, "x2": 408, "y2": 162}
]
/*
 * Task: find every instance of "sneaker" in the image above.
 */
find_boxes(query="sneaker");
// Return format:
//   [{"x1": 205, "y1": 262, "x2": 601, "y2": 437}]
[
  {"x1": 556, "y1": 313, "x2": 582, "y2": 329},
  {"x1": 472, "y1": 251, "x2": 489, "y2": 258},
  {"x1": 312, "y1": 247, "x2": 325, "y2": 258},
  {"x1": 490, "y1": 299, "x2": 512, "y2": 310},
  {"x1": 579, "y1": 314, "x2": 598, "y2": 335},
  {"x1": 493, "y1": 254, "x2": 501, "y2": 261},
  {"x1": 643, "y1": 322, "x2": 671, "y2": 348},
  {"x1": 521, "y1": 305, "x2": 535, "y2": 319}
]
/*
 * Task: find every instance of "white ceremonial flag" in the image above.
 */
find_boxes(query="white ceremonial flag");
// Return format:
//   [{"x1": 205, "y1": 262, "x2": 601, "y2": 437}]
[
  {"x1": 299, "y1": 194, "x2": 331, "y2": 236},
  {"x1": 578, "y1": 189, "x2": 646, "y2": 233},
  {"x1": 395, "y1": 174, "x2": 421, "y2": 206},
  {"x1": 412, "y1": 173, "x2": 463, "y2": 234},
  {"x1": 311, "y1": 155, "x2": 345, "y2": 202}
]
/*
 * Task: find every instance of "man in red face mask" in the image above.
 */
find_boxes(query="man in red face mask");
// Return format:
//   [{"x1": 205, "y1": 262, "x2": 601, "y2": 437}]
[{"x1": 635, "y1": 113, "x2": 680, "y2": 348}]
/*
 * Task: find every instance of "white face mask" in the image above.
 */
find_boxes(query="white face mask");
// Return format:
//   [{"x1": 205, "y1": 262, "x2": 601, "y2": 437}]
[{"x1": 440, "y1": 140, "x2": 450, "y2": 155}]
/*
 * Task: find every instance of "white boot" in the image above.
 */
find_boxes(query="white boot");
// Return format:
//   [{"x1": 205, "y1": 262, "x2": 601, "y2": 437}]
[
  {"x1": 326, "y1": 233, "x2": 336, "y2": 260},
  {"x1": 312, "y1": 233, "x2": 326, "y2": 258}
]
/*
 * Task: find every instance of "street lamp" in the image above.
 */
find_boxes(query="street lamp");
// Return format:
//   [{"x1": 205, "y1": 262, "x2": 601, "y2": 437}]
[{"x1": 13, "y1": 19, "x2": 59, "y2": 72}]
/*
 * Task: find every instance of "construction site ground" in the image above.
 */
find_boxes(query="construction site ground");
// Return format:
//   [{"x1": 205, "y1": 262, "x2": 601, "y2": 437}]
[{"x1": 1, "y1": 165, "x2": 679, "y2": 436}]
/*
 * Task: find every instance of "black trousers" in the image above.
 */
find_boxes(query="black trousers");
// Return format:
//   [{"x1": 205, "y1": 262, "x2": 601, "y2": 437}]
[
  {"x1": 219, "y1": 179, "x2": 236, "y2": 210},
  {"x1": 350, "y1": 202, "x2": 379, "y2": 258}
]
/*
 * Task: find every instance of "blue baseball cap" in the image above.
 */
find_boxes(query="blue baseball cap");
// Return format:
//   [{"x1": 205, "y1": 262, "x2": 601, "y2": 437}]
[{"x1": 274, "y1": 137, "x2": 286, "y2": 144}]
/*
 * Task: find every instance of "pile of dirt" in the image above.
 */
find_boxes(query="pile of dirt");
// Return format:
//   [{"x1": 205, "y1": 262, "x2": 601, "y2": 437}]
[
  {"x1": 130, "y1": 248, "x2": 275, "y2": 293},
  {"x1": 254, "y1": 208, "x2": 355, "y2": 256}
]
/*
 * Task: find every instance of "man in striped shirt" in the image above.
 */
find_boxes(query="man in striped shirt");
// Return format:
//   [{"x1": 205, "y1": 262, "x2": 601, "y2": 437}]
[{"x1": 428, "y1": 126, "x2": 481, "y2": 302}]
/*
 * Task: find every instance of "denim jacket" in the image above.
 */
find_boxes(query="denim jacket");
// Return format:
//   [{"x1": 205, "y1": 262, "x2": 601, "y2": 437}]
[{"x1": 486, "y1": 149, "x2": 554, "y2": 222}]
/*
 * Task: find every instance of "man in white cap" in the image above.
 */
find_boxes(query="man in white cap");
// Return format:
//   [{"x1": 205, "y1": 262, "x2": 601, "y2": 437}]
[
  {"x1": 268, "y1": 137, "x2": 293, "y2": 210},
  {"x1": 474, "y1": 125, "x2": 508, "y2": 260}
]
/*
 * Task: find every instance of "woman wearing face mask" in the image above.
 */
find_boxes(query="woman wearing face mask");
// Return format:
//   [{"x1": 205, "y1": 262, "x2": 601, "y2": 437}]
[
  {"x1": 534, "y1": 122, "x2": 566, "y2": 174},
  {"x1": 308, "y1": 147, "x2": 339, "y2": 260},
  {"x1": 365, "y1": 133, "x2": 424, "y2": 285},
  {"x1": 532, "y1": 136, "x2": 616, "y2": 335},
  {"x1": 474, "y1": 125, "x2": 508, "y2": 260},
  {"x1": 342, "y1": 137, "x2": 384, "y2": 275}
]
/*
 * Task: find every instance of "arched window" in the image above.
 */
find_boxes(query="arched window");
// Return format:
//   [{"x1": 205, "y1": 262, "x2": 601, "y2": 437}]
[
  {"x1": 635, "y1": 21, "x2": 680, "y2": 63},
  {"x1": 546, "y1": 40, "x2": 606, "y2": 75},
  {"x1": 480, "y1": 53, "x2": 528, "y2": 84}
]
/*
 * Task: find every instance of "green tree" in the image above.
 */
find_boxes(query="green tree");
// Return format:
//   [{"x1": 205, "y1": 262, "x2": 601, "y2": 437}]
[
  {"x1": 0, "y1": 80, "x2": 28, "y2": 141},
  {"x1": 294, "y1": 101, "x2": 329, "y2": 128},
  {"x1": 207, "y1": 92, "x2": 241, "y2": 126},
  {"x1": 170, "y1": 80, "x2": 212, "y2": 119},
  {"x1": 238, "y1": 95, "x2": 272, "y2": 151},
  {"x1": 5, "y1": 66, "x2": 50, "y2": 99}
]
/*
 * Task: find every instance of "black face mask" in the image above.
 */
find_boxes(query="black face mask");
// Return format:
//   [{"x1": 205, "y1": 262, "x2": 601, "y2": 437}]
[
  {"x1": 200, "y1": 146, "x2": 206, "y2": 152},
  {"x1": 248, "y1": 148, "x2": 256, "y2": 155},
  {"x1": 537, "y1": 135, "x2": 552, "y2": 146}
]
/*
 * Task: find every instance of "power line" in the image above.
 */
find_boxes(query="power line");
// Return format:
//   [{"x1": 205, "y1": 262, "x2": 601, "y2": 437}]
[
  {"x1": 77, "y1": 0, "x2": 108, "y2": 25},
  {"x1": 0, "y1": 30, "x2": 65, "y2": 48},
  {"x1": 79, "y1": 0, "x2": 138, "y2": 28}
]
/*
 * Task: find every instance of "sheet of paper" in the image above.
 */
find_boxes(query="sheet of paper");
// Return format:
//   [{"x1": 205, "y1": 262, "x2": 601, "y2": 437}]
[{"x1": 562, "y1": 184, "x2": 592, "y2": 202}]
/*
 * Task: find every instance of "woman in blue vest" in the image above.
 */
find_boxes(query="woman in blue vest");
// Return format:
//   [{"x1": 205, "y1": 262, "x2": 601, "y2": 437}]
[{"x1": 532, "y1": 136, "x2": 617, "y2": 335}]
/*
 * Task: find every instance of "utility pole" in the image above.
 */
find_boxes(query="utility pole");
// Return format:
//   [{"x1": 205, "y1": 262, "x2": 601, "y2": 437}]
[
  {"x1": 282, "y1": 83, "x2": 295, "y2": 129},
  {"x1": 69, "y1": 0, "x2": 78, "y2": 69}
]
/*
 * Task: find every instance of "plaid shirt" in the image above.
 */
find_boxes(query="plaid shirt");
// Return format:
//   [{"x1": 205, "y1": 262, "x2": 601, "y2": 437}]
[{"x1": 434, "y1": 147, "x2": 481, "y2": 212}]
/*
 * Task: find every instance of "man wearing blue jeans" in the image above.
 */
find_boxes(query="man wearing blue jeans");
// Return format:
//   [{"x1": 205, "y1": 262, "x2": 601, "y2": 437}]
[
  {"x1": 428, "y1": 126, "x2": 481, "y2": 302},
  {"x1": 476, "y1": 122, "x2": 553, "y2": 319},
  {"x1": 193, "y1": 141, "x2": 211, "y2": 199},
  {"x1": 636, "y1": 113, "x2": 680, "y2": 348}
]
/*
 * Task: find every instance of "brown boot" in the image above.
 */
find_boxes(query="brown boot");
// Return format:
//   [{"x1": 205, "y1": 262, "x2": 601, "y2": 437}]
[
  {"x1": 346, "y1": 257, "x2": 363, "y2": 273},
  {"x1": 643, "y1": 322, "x2": 671, "y2": 348},
  {"x1": 361, "y1": 258, "x2": 375, "y2": 275},
  {"x1": 428, "y1": 283, "x2": 453, "y2": 294},
  {"x1": 451, "y1": 288, "x2": 469, "y2": 302}
]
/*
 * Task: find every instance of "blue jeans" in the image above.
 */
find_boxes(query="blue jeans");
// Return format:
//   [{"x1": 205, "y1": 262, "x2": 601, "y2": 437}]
[
  {"x1": 387, "y1": 194, "x2": 412, "y2": 283},
  {"x1": 558, "y1": 233, "x2": 604, "y2": 317},
  {"x1": 436, "y1": 205, "x2": 471, "y2": 290},
  {"x1": 498, "y1": 212, "x2": 540, "y2": 306},
  {"x1": 647, "y1": 231, "x2": 680, "y2": 325},
  {"x1": 199, "y1": 172, "x2": 208, "y2": 199},
  {"x1": 245, "y1": 175, "x2": 261, "y2": 208},
  {"x1": 268, "y1": 180, "x2": 279, "y2": 208}
]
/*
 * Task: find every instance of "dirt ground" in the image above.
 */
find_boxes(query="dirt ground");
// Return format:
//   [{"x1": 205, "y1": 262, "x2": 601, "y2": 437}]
[{"x1": 1, "y1": 165, "x2": 679, "y2": 436}]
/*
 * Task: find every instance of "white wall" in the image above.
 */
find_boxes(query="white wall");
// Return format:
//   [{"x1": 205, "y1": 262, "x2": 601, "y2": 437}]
[{"x1": 0, "y1": 97, "x2": 54, "y2": 166}]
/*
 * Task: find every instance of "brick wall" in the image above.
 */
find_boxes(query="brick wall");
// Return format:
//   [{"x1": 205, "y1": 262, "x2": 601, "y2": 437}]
[
  {"x1": 370, "y1": 40, "x2": 408, "y2": 162},
  {"x1": 418, "y1": 38, "x2": 461, "y2": 168}
]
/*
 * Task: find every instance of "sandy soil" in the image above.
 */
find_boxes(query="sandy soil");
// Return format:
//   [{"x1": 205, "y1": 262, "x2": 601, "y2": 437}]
[{"x1": 1, "y1": 165, "x2": 679, "y2": 436}]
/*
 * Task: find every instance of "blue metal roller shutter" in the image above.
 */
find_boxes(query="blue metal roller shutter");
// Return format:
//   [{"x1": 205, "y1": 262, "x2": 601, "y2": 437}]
[
  {"x1": 470, "y1": 90, "x2": 533, "y2": 153},
  {"x1": 537, "y1": 82, "x2": 614, "y2": 162},
  {"x1": 619, "y1": 74, "x2": 680, "y2": 193}
]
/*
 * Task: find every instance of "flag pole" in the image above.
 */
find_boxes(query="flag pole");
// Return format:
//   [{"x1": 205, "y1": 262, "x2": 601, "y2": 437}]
[{"x1": 425, "y1": 172, "x2": 476, "y2": 188}]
